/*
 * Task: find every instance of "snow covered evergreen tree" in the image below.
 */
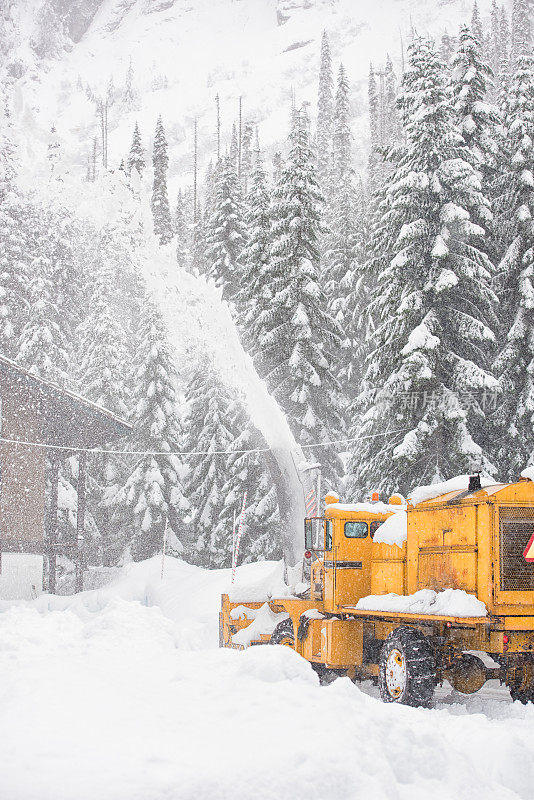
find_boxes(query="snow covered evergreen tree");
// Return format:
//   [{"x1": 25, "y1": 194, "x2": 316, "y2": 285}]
[
  {"x1": 493, "y1": 54, "x2": 534, "y2": 477},
  {"x1": 217, "y1": 403, "x2": 281, "y2": 565},
  {"x1": 151, "y1": 115, "x2": 173, "y2": 245},
  {"x1": 471, "y1": 1, "x2": 485, "y2": 53},
  {"x1": 205, "y1": 155, "x2": 246, "y2": 300},
  {"x1": 257, "y1": 109, "x2": 344, "y2": 486},
  {"x1": 498, "y1": 6, "x2": 512, "y2": 106},
  {"x1": 183, "y1": 362, "x2": 236, "y2": 567},
  {"x1": 17, "y1": 254, "x2": 69, "y2": 385},
  {"x1": 323, "y1": 64, "x2": 361, "y2": 385},
  {"x1": 0, "y1": 104, "x2": 16, "y2": 199},
  {"x1": 347, "y1": 38, "x2": 499, "y2": 497},
  {"x1": 316, "y1": 31, "x2": 334, "y2": 195},
  {"x1": 123, "y1": 57, "x2": 138, "y2": 111},
  {"x1": 511, "y1": 0, "x2": 532, "y2": 71},
  {"x1": 452, "y1": 26, "x2": 500, "y2": 181},
  {"x1": 75, "y1": 226, "x2": 133, "y2": 565},
  {"x1": 240, "y1": 121, "x2": 254, "y2": 194},
  {"x1": 239, "y1": 145, "x2": 272, "y2": 353},
  {"x1": 383, "y1": 55, "x2": 401, "y2": 147},
  {"x1": 489, "y1": 0, "x2": 501, "y2": 101},
  {"x1": 0, "y1": 102, "x2": 27, "y2": 358},
  {"x1": 117, "y1": 298, "x2": 187, "y2": 561},
  {"x1": 174, "y1": 187, "x2": 194, "y2": 270},
  {"x1": 127, "y1": 121, "x2": 145, "y2": 177}
]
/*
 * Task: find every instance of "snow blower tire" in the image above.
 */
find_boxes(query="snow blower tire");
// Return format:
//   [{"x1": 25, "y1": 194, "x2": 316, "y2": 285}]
[
  {"x1": 378, "y1": 627, "x2": 435, "y2": 707},
  {"x1": 270, "y1": 618, "x2": 295, "y2": 648}
]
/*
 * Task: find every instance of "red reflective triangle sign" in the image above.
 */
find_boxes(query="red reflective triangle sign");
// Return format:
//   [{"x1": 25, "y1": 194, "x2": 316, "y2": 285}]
[{"x1": 523, "y1": 533, "x2": 534, "y2": 562}]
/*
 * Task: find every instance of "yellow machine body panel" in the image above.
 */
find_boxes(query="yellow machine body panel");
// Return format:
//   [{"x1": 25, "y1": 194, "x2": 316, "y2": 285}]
[
  {"x1": 371, "y1": 542, "x2": 407, "y2": 595},
  {"x1": 323, "y1": 505, "x2": 393, "y2": 613},
  {"x1": 407, "y1": 480, "x2": 534, "y2": 614}
]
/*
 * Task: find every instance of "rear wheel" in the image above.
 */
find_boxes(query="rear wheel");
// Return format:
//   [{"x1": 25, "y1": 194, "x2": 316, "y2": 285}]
[
  {"x1": 378, "y1": 627, "x2": 435, "y2": 707},
  {"x1": 270, "y1": 618, "x2": 295, "y2": 648},
  {"x1": 508, "y1": 662, "x2": 534, "y2": 704}
]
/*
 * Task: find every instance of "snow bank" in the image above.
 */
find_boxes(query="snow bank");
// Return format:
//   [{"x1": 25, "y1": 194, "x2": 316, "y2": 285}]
[
  {"x1": 227, "y1": 559, "x2": 291, "y2": 602},
  {"x1": 0, "y1": 556, "x2": 284, "y2": 650},
  {"x1": 1, "y1": 555, "x2": 534, "y2": 800},
  {"x1": 231, "y1": 602, "x2": 289, "y2": 647},
  {"x1": 408, "y1": 474, "x2": 497, "y2": 506},
  {"x1": 356, "y1": 588, "x2": 488, "y2": 617},
  {"x1": 373, "y1": 510, "x2": 407, "y2": 547}
]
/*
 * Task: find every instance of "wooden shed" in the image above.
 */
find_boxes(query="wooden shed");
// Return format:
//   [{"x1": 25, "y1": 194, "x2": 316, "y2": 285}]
[{"x1": 0, "y1": 354, "x2": 131, "y2": 600}]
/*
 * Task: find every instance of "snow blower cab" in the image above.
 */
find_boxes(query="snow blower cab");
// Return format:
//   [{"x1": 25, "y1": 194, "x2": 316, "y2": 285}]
[{"x1": 304, "y1": 492, "x2": 404, "y2": 613}]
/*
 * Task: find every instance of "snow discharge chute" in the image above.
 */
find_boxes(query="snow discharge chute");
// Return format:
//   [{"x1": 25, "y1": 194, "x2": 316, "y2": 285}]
[{"x1": 139, "y1": 243, "x2": 316, "y2": 569}]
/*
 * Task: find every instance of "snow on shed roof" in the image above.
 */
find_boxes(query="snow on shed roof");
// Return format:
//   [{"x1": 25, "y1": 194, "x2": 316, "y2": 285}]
[{"x1": 0, "y1": 353, "x2": 131, "y2": 445}]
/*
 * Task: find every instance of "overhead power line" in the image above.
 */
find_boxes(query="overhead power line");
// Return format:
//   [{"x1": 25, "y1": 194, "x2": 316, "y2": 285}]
[{"x1": 0, "y1": 428, "x2": 410, "y2": 458}]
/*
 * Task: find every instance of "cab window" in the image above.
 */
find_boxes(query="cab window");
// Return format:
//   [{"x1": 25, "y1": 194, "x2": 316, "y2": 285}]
[
  {"x1": 344, "y1": 521, "x2": 368, "y2": 538},
  {"x1": 305, "y1": 518, "x2": 324, "y2": 550},
  {"x1": 325, "y1": 520, "x2": 333, "y2": 550},
  {"x1": 370, "y1": 520, "x2": 382, "y2": 538},
  {"x1": 304, "y1": 519, "x2": 313, "y2": 550}
]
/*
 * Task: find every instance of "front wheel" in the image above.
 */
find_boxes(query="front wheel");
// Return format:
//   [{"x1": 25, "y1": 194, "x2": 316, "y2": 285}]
[
  {"x1": 270, "y1": 618, "x2": 295, "y2": 648},
  {"x1": 378, "y1": 627, "x2": 435, "y2": 707}
]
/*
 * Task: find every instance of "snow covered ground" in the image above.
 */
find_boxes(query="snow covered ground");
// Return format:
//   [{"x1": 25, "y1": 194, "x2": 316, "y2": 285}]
[{"x1": 0, "y1": 556, "x2": 533, "y2": 800}]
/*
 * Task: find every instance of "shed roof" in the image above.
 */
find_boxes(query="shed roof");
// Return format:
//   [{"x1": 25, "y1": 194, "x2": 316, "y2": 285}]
[{"x1": 0, "y1": 354, "x2": 131, "y2": 449}]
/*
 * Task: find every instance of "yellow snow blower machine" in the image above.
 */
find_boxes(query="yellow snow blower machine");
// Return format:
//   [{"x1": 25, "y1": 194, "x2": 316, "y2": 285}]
[{"x1": 220, "y1": 476, "x2": 534, "y2": 706}]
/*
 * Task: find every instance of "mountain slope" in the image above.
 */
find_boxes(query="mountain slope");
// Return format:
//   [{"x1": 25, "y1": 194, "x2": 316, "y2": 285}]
[{"x1": 4, "y1": 0, "x2": 502, "y2": 189}]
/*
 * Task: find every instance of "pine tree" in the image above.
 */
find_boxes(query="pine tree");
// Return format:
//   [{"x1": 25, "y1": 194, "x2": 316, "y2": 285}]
[
  {"x1": 217, "y1": 402, "x2": 281, "y2": 565},
  {"x1": 205, "y1": 155, "x2": 246, "y2": 300},
  {"x1": 316, "y1": 31, "x2": 334, "y2": 194},
  {"x1": 493, "y1": 55, "x2": 534, "y2": 477},
  {"x1": 257, "y1": 109, "x2": 344, "y2": 486},
  {"x1": 118, "y1": 298, "x2": 188, "y2": 561},
  {"x1": 511, "y1": 0, "x2": 532, "y2": 71},
  {"x1": 123, "y1": 57, "x2": 138, "y2": 110},
  {"x1": 272, "y1": 151, "x2": 284, "y2": 184},
  {"x1": 0, "y1": 90, "x2": 17, "y2": 200},
  {"x1": 348, "y1": 39, "x2": 499, "y2": 497},
  {"x1": 229, "y1": 122, "x2": 239, "y2": 168},
  {"x1": 452, "y1": 26, "x2": 500, "y2": 179},
  {"x1": 368, "y1": 63, "x2": 381, "y2": 172},
  {"x1": 0, "y1": 102, "x2": 26, "y2": 358},
  {"x1": 441, "y1": 32, "x2": 458, "y2": 65},
  {"x1": 151, "y1": 115, "x2": 173, "y2": 245},
  {"x1": 323, "y1": 64, "x2": 360, "y2": 382},
  {"x1": 499, "y1": 6, "x2": 512, "y2": 105},
  {"x1": 240, "y1": 121, "x2": 254, "y2": 194},
  {"x1": 471, "y1": 1, "x2": 485, "y2": 54},
  {"x1": 127, "y1": 121, "x2": 145, "y2": 177},
  {"x1": 74, "y1": 227, "x2": 134, "y2": 564},
  {"x1": 47, "y1": 125, "x2": 61, "y2": 174},
  {"x1": 383, "y1": 55, "x2": 401, "y2": 147},
  {"x1": 17, "y1": 255, "x2": 69, "y2": 385},
  {"x1": 174, "y1": 187, "x2": 194, "y2": 270},
  {"x1": 239, "y1": 145, "x2": 272, "y2": 354},
  {"x1": 183, "y1": 363, "x2": 236, "y2": 567},
  {"x1": 489, "y1": 0, "x2": 501, "y2": 100}
]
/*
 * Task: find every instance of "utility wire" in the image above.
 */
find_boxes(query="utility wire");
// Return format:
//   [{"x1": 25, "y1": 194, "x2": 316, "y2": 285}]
[{"x1": 0, "y1": 427, "x2": 410, "y2": 458}]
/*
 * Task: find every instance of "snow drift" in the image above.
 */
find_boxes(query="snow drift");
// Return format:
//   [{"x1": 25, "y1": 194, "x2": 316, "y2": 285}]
[{"x1": 0, "y1": 555, "x2": 533, "y2": 800}]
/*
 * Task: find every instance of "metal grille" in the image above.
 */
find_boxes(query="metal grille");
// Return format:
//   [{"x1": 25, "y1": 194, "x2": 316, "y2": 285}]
[{"x1": 500, "y1": 508, "x2": 534, "y2": 591}]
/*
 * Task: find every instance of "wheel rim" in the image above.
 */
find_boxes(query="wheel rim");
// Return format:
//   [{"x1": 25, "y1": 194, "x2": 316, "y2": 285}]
[
  {"x1": 385, "y1": 648, "x2": 407, "y2": 698},
  {"x1": 279, "y1": 635, "x2": 294, "y2": 647}
]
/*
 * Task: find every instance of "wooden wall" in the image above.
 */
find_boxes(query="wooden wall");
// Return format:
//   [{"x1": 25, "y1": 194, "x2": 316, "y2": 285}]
[{"x1": 0, "y1": 373, "x2": 46, "y2": 552}]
